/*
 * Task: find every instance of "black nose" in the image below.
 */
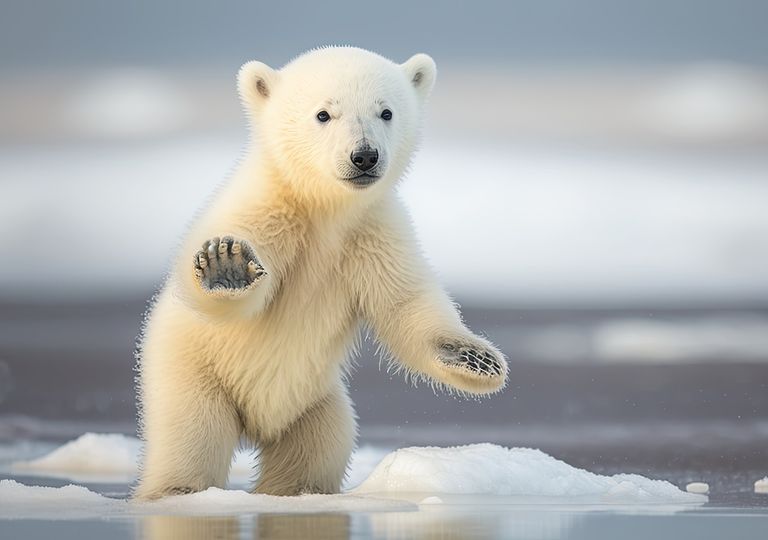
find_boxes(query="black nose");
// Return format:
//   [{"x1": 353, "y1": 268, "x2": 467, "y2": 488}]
[{"x1": 350, "y1": 148, "x2": 379, "y2": 172}]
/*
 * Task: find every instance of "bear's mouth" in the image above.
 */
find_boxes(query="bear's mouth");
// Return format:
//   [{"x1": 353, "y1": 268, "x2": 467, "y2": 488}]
[{"x1": 342, "y1": 173, "x2": 380, "y2": 188}]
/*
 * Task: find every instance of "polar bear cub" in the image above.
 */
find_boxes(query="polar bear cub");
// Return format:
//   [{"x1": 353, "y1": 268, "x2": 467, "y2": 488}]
[{"x1": 134, "y1": 47, "x2": 507, "y2": 500}]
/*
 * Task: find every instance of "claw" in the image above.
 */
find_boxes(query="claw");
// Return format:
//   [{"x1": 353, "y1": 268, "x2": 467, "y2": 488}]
[{"x1": 247, "y1": 260, "x2": 266, "y2": 279}]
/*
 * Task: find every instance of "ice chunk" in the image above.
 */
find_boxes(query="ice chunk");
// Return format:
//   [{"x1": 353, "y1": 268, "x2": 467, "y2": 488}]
[
  {"x1": 354, "y1": 444, "x2": 705, "y2": 504},
  {"x1": 755, "y1": 477, "x2": 768, "y2": 494},
  {"x1": 685, "y1": 482, "x2": 709, "y2": 494}
]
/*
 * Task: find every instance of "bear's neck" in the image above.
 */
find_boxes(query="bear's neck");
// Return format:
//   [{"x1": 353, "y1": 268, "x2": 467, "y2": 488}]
[{"x1": 232, "y1": 154, "x2": 378, "y2": 233}]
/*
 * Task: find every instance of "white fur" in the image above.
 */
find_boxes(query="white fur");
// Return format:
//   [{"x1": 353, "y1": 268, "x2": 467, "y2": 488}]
[{"x1": 134, "y1": 47, "x2": 507, "y2": 500}]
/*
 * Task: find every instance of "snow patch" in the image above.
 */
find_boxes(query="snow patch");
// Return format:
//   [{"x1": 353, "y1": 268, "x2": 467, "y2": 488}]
[
  {"x1": 146, "y1": 487, "x2": 412, "y2": 515},
  {"x1": 13, "y1": 433, "x2": 140, "y2": 478},
  {"x1": 0, "y1": 480, "x2": 127, "y2": 520},
  {"x1": 354, "y1": 444, "x2": 705, "y2": 504},
  {"x1": 0, "y1": 480, "x2": 412, "y2": 520}
]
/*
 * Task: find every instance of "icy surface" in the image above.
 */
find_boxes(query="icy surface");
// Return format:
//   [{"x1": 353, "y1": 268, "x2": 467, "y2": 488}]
[
  {"x1": 1, "y1": 436, "x2": 707, "y2": 520},
  {"x1": 0, "y1": 480, "x2": 412, "y2": 520},
  {"x1": 9, "y1": 433, "x2": 387, "y2": 488},
  {"x1": 354, "y1": 444, "x2": 706, "y2": 504}
]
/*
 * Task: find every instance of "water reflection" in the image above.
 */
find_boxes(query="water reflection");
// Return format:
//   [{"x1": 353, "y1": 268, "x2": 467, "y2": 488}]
[
  {"x1": 256, "y1": 513, "x2": 350, "y2": 539},
  {"x1": 366, "y1": 508, "x2": 578, "y2": 540},
  {"x1": 137, "y1": 508, "x2": 578, "y2": 539},
  {"x1": 141, "y1": 515, "x2": 239, "y2": 540},
  {"x1": 139, "y1": 513, "x2": 351, "y2": 540}
]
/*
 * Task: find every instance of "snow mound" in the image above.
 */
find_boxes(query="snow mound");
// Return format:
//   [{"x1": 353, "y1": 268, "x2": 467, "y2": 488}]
[
  {"x1": 13, "y1": 433, "x2": 140, "y2": 476},
  {"x1": 354, "y1": 444, "x2": 705, "y2": 504},
  {"x1": 0, "y1": 480, "x2": 412, "y2": 520}
]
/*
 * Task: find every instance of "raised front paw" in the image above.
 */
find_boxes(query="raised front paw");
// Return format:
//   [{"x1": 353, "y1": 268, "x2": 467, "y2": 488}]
[
  {"x1": 436, "y1": 337, "x2": 508, "y2": 394},
  {"x1": 193, "y1": 236, "x2": 266, "y2": 293}
]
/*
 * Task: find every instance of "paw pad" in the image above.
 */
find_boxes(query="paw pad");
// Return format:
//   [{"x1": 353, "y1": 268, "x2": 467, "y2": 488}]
[
  {"x1": 193, "y1": 236, "x2": 266, "y2": 292},
  {"x1": 438, "y1": 341, "x2": 504, "y2": 377}
]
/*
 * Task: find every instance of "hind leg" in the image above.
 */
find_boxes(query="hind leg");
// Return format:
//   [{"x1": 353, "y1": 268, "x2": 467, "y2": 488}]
[
  {"x1": 255, "y1": 384, "x2": 357, "y2": 496},
  {"x1": 134, "y1": 361, "x2": 242, "y2": 500}
]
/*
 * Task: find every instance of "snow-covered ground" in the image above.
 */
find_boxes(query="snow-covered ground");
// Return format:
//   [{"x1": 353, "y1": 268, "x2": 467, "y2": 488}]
[
  {"x1": 1, "y1": 137, "x2": 767, "y2": 306},
  {"x1": 0, "y1": 433, "x2": 706, "y2": 520}
]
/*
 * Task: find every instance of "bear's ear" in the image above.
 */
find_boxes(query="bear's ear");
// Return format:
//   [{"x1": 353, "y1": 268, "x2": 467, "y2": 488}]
[
  {"x1": 401, "y1": 53, "x2": 437, "y2": 101},
  {"x1": 237, "y1": 61, "x2": 279, "y2": 113}
]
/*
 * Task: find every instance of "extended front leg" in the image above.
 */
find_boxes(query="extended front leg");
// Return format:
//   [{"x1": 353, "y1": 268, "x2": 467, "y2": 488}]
[
  {"x1": 369, "y1": 288, "x2": 508, "y2": 395},
  {"x1": 353, "y1": 200, "x2": 508, "y2": 396}
]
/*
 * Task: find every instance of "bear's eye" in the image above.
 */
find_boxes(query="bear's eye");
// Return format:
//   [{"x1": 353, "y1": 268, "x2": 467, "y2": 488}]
[
  {"x1": 316, "y1": 110, "x2": 331, "y2": 123},
  {"x1": 380, "y1": 109, "x2": 393, "y2": 121}
]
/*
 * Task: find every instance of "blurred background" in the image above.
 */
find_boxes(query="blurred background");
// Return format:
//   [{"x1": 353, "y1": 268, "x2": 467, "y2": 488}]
[{"x1": 1, "y1": 0, "x2": 767, "y2": 492}]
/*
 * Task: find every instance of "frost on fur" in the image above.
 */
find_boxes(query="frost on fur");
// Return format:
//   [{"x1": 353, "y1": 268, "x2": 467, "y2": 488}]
[{"x1": 135, "y1": 47, "x2": 507, "y2": 500}]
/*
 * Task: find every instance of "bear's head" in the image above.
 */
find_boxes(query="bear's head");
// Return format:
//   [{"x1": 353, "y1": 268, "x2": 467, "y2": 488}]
[{"x1": 237, "y1": 47, "x2": 436, "y2": 205}]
